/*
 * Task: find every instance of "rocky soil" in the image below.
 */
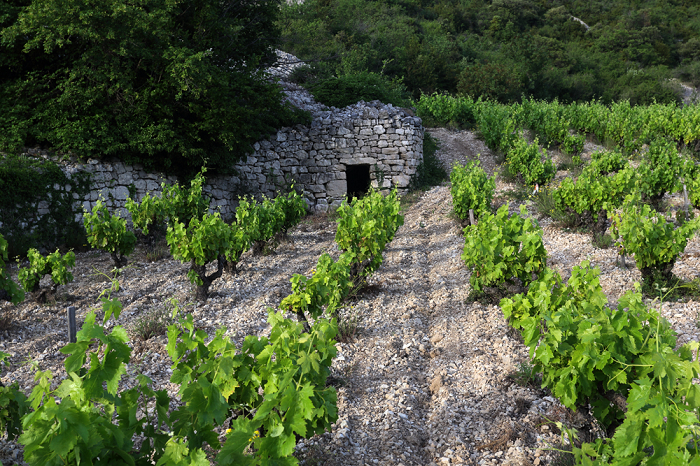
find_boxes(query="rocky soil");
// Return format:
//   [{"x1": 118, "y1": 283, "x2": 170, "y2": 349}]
[{"x1": 1, "y1": 128, "x2": 699, "y2": 466}]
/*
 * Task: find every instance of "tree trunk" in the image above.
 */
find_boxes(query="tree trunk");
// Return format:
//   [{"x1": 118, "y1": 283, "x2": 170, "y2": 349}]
[
  {"x1": 252, "y1": 240, "x2": 266, "y2": 256},
  {"x1": 191, "y1": 256, "x2": 224, "y2": 302},
  {"x1": 111, "y1": 252, "x2": 128, "y2": 269}
]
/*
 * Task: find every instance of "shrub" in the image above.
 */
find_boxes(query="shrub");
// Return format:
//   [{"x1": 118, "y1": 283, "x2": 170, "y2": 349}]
[
  {"x1": 450, "y1": 161, "x2": 495, "y2": 221},
  {"x1": 0, "y1": 234, "x2": 24, "y2": 304},
  {"x1": 18, "y1": 248, "x2": 75, "y2": 298},
  {"x1": 636, "y1": 138, "x2": 684, "y2": 201},
  {"x1": 235, "y1": 196, "x2": 285, "y2": 256},
  {"x1": 609, "y1": 198, "x2": 700, "y2": 290},
  {"x1": 275, "y1": 187, "x2": 308, "y2": 234},
  {"x1": 83, "y1": 199, "x2": 137, "y2": 269},
  {"x1": 552, "y1": 164, "x2": 636, "y2": 233},
  {"x1": 335, "y1": 188, "x2": 404, "y2": 280},
  {"x1": 684, "y1": 159, "x2": 700, "y2": 208},
  {"x1": 0, "y1": 0, "x2": 306, "y2": 176},
  {"x1": 307, "y1": 71, "x2": 410, "y2": 108},
  {"x1": 0, "y1": 352, "x2": 28, "y2": 440},
  {"x1": 588, "y1": 150, "x2": 626, "y2": 174},
  {"x1": 18, "y1": 282, "x2": 339, "y2": 464},
  {"x1": 166, "y1": 213, "x2": 237, "y2": 301},
  {"x1": 126, "y1": 170, "x2": 210, "y2": 236},
  {"x1": 281, "y1": 252, "x2": 353, "y2": 329},
  {"x1": 501, "y1": 263, "x2": 678, "y2": 427},
  {"x1": 506, "y1": 135, "x2": 556, "y2": 187},
  {"x1": 462, "y1": 204, "x2": 547, "y2": 293}
]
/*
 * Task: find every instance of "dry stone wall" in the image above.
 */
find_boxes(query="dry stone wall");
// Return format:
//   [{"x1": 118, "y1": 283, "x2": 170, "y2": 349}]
[
  {"x1": 48, "y1": 98, "x2": 423, "y2": 222},
  {"x1": 5, "y1": 52, "x2": 424, "y2": 227}
]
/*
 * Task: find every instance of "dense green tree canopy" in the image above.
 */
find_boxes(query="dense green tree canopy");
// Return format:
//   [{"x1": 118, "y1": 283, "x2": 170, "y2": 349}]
[
  {"x1": 0, "y1": 0, "x2": 308, "y2": 175},
  {"x1": 279, "y1": 0, "x2": 700, "y2": 105}
]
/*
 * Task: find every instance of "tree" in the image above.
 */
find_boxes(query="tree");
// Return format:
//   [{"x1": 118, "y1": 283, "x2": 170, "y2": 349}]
[{"x1": 0, "y1": 0, "x2": 308, "y2": 176}]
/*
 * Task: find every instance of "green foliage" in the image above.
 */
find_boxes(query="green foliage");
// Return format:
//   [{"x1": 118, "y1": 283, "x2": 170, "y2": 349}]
[
  {"x1": 449, "y1": 160, "x2": 495, "y2": 220},
  {"x1": 0, "y1": 352, "x2": 29, "y2": 440},
  {"x1": 166, "y1": 213, "x2": 237, "y2": 301},
  {"x1": 502, "y1": 260, "x2": 700, "y2": 463},
  {"x1": 552, "y1": 164, "x2": 636, "y2": 227},
  {"x1": 0, "y1": 233, "x2": 24, "y2": 304},
  {"x1": 235, "y1": 196, "x2": 286, "y2": 255},
  {"x1": 335, "y1": 188, "x2": 404, "y2": 279},
  {"x1": 281, "y1": 253, "x2": 353, "y2": 322},
  {"x1": 589, "y1": 150, "x2": 626, "y2": 174},
  {"x1": 83, "y1": 199, "x2": 137, "y2": 269},
  {"x1": 0, "y1": 154, "x2": 90, "y2": 257},
  {"x1": 687, "y1": 161, "x2": 700, "y2": 209},
  {"x1": 18, "y1": 248, "x2": 75, "y2": 294},
  {"x1": 307, "y1": 71, "x2": 410, "y2": 108},
  {"x1": 0, "y1": 0, "x2": 306, "y2": 176},
  {"x1": 501, "y1": 263, "x2": 680, "y2": 428},
  {"x1": 275, "y1": 187, "x2": 308, "y2": 234},
  {"x1": 609, "y1": 199, "x2": 700, "y2": 290},
  {"x1": 126, "y1": 170, "x2": 210, "y2": 235},
  {"x1": 166, "y1": 309, "x2": 338, "y2": 464},
  {"x1": 17, "y1": 279, "x2": 339, "y2": 465},
  {"x1": 506, "y1": 136, "x2": 556, "y2": 187},
  {"x1": 414, "y1": 93, "x2": 477, "y2": 128},
  {"x1": 475, "y1": 105, "x2": 519, "y2": 154},
  {"x1": 280, "y1": 0, "x2": 695, "y2": 104},
  {"x1": 637, "y1": 138, "x2": 685, "y2": 200},
  {"x1": 462, "y1": 204, "x2": 547, "y2": 293}
]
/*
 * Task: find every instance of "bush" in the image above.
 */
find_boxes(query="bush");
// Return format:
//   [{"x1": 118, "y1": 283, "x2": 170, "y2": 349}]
[
  {"x1": 0, "y1": 0, "x2": 306, "y2": 176},
  {"x1": 83, "y1": 199, "x2": 137, "y2": 269},
  {"x1": 637, "y1": 138, "x2": 685, "y2": 201},
  {"x1": 462, "y1": 204, "x2": 547, "y2": 293},
  {"x1": 0, "y1": 234, "x2": 24, "y2": 304},
  {"x1": 506, "y1": 136, "x2": 556, "y2": 187},
  {"x1": 552, "y1": 164, "x2": 636, "y2": 232},
  {"x1": 307, "y1": 71, "x2": 410, "y2": 108},
  {"x1": 126, "y1": 170, "x2": 210, "y2": 236},
  {"x1": 609, "y1": 198, "x2": 700, "y2": 291},
  {"x1": 450, "y1": 161, "x2": 495, "y2": 221},
  {"x1": 18, "y1": 248, "x2": 75, "y2": 298},
  {"x1": 588, "y1": 150, "x2": 626, "y2": 174},
  {"x1": 275, "y1": 187, "x2": 308, "y2": 234},
  {"x1": 335, "y1": 188, "x2": 404, "y2": 280},
  {"x1": 166, "y1": 213, "x2": 237, "y2": 301},
  {"x1": 281, "y1": 253, "x2": 353, "y2": 329},
  {"x1": 501, "y1": 263, "x2": 678, "y2": 427},
  {"x1": 235, "y1": 196, "x2": 285, "y2": 256}
]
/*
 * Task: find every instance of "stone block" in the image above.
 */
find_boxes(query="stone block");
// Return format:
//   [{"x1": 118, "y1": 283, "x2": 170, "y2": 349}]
[
  {"x1": 114, "y1": 186, "x2": 130, "y2": 201},
  {"x1": 326, "y1": 179, "x2": 347, "y2": 198},
  {"x1": 146, "y1": 180, "x2": 160, "y2": 192}
]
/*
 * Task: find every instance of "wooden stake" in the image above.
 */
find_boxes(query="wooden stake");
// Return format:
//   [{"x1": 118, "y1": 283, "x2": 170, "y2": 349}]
[{"x1": 469, "y1": 209, "x2": 475, "y2": 226}]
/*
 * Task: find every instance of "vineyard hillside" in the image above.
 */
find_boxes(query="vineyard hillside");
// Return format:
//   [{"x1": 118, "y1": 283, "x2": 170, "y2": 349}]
[{"x1": 1, "y1": 129, "x2": 699, "y2": 465}]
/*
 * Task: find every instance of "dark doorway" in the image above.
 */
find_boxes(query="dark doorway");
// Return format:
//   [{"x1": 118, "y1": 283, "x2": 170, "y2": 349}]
[{"x1": 346, "y1": 164, "x2": 371, "y2": 201}]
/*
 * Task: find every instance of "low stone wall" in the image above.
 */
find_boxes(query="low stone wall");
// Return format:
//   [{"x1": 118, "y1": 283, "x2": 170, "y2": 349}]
[{"x1": 9, "y1": 99, "x2": 422, "y2": 228}]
